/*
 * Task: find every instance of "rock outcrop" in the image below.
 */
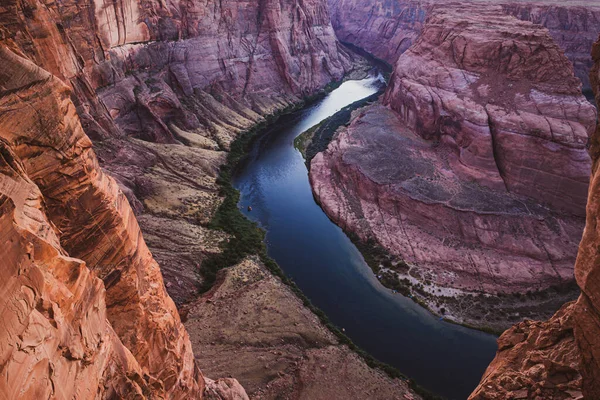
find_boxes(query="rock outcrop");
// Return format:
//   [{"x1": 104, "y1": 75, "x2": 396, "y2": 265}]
[
  {"x1": 310, "y1": 3, "x2": 596, "y2": 330},
  {"x1": 471, "y1": 32, "x2": 600, "y2": 400},
  {"x1": 573, "y1": 32, "x2": 600, "y2": 399},
  {"x1": 185, "y1": 257, "x2": 420, "y2": 400},
  {"x1": 470, "y1": 303, "x2": 582, "y2": 399},
  {"x1": 328, "y1": 0, "x2": 600, "y2": 93}
]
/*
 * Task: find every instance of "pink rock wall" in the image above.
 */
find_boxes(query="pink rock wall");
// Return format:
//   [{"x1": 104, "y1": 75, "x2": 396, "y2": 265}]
[{"x1": 328, "y1": 0, "x2": 600, "y2": 92}]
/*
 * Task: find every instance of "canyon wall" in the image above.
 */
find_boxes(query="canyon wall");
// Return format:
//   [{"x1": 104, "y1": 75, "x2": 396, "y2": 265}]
[
  {"x1": 471, "y1": 33, "x2": 600, "y2": 399},
  {"x1": 1, "y1": 0, "x2": 357, "y2": 305},
  {"x1": 0, "y1": 46, "x2": 212, "y2": 398},
  {"x1": 328, "y1": 0, "x2": 600, "y2": 93},
  {"x1": 0, "y1": 0, "x2": 362, "y2": 397},
  {"x1": 310, "y1": 3, "x2": 596, "y2": 330},
  {"x1": 328, "y1": 0, "x2": 428, "y2": 65}
]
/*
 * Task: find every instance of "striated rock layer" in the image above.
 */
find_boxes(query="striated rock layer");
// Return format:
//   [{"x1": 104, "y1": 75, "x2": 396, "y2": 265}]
[
  {"x1": 0, "y1": 131, "x2": 152, "y2": 400},
  {"x1": 471, "y1": 33, "x2": 600, "y2": 400},
  {"x1": 0, "y1": 46, "x2": 216, "y2": 398},
  {"x1": 310, "y1": 4, "x2": 596, "y2": 330},
  {"x1": 1, "y1": 0, "x2": 358, "y2": 305},
  {"x1": 0, "y1": 0, "x2": 390, "y2": 397},
  {"x1": 328, "y1": 0, "x2": 600, "y2": 93}
]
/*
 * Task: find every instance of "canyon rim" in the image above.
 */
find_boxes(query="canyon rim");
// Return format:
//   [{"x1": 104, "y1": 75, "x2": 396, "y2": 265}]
[{"x1": 1, "y1": 0, "x2": 600, "y2": 399}]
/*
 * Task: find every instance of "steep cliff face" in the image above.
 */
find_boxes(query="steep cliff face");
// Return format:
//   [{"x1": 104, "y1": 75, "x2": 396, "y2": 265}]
[
  {"x1": 470, "y1": 303, "x2": 582, "y2": 399},
  {"x1": 572, "y1": 33, "x2": 600, "y2": 399},
  {"x1": 328, "y1": 0, "x2": 600, "y2": 93},
  {"x1": 0, "y1": 0, "x2": 365, "y2": 397},
  {"x1": 0, "y1": 135, "x2": 153, "y2": 399},
  {"x1": 1, "y1": 0, "x2": 357, "y2": 305},
  {"x1": 328, "y1": 0, "x2": 428, "y2": 65},
  {"x1": 501, "y1": 3, "x2": 600, "y2": 95},
  {"x1": 310, "y1": 3, "x2": 596, "y2": 330},
  {"x1": 0, "y1": 46, "x2": 213, "y2": 398},
  {"x1": 185, "y1": 257, "x2": 420, "y2": 399},
  {"x1": 471, "y1": 33, "x2": 600, "y2": 399}
]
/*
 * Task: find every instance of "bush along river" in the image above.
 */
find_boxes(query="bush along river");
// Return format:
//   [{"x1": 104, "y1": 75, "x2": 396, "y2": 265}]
[{"x1": 232, "y1": 71, "x2": 498, "y2": 400}]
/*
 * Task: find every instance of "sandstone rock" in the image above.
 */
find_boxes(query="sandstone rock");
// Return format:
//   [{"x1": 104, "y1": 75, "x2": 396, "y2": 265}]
[
  {"x1": 0, "y1": 135, "x2": 151, "y2": 400},
  {"x1": 328, "y1": 0, "x2": 429, "y2": 64},
  {"x1": 571, "y1": 33, "x2": 600, "y2": 399},
  {"x1": 328, "y1": 0, "x2": 600, "y2": 93},
  {"x1": 310, "y1": 4, "x2": 595, "y2": 330},
  {"x1": 0, "y1": 45, "x2": 207, "y2": 398},
  {"x1": 204, "y1": 377, "x2": 250, "y2": 400},
  {"x1": 501, "y1": 2, "x2": 600, "y2": 94},
  {"x1": 383, "y1": 4, "x2": 596, "y2": 214},
  {"x1": 470, "y1": 303, "x2": 582, "y2": 399},
  {"x1": 471, "y1": 32, "x2": 600, "y2": 400}
]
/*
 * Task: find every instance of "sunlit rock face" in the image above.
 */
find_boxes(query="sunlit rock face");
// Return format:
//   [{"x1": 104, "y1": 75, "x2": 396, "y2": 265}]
[
  {"x1": 310, "y1": 3, "x2": 596, "y2": 331},
  {"x1": 0, "y1": 46, "x2": 213, "y2": 399},
  {"x1": 472, "y1": 32, "x2": 600, "y2": 400}
]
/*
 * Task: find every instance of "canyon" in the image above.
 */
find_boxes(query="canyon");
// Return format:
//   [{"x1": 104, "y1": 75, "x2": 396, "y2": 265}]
[
  {"x1": 2, "y1": 0, "x2": 357, "y2": 306},
  {"x1": 311, "y1": 1, "x2": 600, "y2": 332},
  {"x1": 329, "y1": 0, "x2": 600, "y2": 95},
  {"x1": 2, "y1": 0, "x2": 600, "y2": 398},
  {"x1": 0, "y1": 0, "x2": 418, "y2": 398}
]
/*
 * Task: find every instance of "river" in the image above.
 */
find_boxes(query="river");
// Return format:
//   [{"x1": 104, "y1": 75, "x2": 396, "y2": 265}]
[{"x1": 233, "y1": 73, "x2": 498, "y2": 400}]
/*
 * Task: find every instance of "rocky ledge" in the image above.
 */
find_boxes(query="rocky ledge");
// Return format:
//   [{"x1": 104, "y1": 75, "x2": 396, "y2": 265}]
[
  {"x1": 184, "y1": 257, "x2": 420, "y2": 400},
  {"x1": 310, "y1": 3, "x2": 596, "y2": 331}
]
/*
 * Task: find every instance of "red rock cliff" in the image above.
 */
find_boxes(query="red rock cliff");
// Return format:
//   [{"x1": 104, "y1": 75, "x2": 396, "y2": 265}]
[
  {"x1": 471, "y1": 31, "x2": 600, "y2": 400},
  {"x1": 572, "y1": 32, "x2": 600, "y2": 399},
  {"x1": 310, "y1": 3, "x2": 596, "y2": 331},
  {"x1": 0, "y1": 46, "x2": 211, "y2": 398}
]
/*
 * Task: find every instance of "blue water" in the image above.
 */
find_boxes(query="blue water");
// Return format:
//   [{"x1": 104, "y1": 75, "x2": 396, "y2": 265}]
[{"x1": 233, "y1": 74, "x2": 498, "y2": 400}]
